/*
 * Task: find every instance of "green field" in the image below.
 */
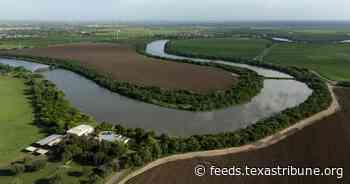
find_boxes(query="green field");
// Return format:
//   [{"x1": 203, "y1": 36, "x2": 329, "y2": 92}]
[
  {"x1": 168, "y1": 37, "x2": 272, "y2": 59},
  {"x1": 0, "y1": 76, "x2": 43, "y2": 165},
  {"x1": 265, "y1": 43, "x2": 350, "y2": 81},
  {"x1": 0, "y1": 161, "x2": 96, "y2": 184}
]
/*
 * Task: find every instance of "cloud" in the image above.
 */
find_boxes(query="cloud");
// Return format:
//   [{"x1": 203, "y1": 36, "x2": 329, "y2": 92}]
[{"x1": 0, "y1": 0, "x2": 349, "y2": 21}]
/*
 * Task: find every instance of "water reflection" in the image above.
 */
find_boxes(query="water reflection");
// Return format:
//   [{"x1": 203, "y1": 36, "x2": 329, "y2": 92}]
[{"x1": 0, "y1": 58, "x2": 49, "y2": 72}]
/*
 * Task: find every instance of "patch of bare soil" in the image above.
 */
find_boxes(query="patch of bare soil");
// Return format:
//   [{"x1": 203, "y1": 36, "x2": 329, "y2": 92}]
[{"x1": 9, "y1": 43, "x2": 237, "y2": 93}]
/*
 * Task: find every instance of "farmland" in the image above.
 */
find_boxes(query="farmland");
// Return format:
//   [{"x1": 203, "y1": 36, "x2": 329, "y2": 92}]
[
  {"x1": 167, "y1": 37, "x2": 272, "y2": 59},
  {"x1": 0, "y1": 76, "x2": 43, "y2": 166},
  {"x1": 0, "y1": 26, "x2": 200, "y2": 49},
  {"x1": 126, "y1": 87, "x2": 350, "y2": 184},
  {"x1": 265, "y1": 43, "x2": 350, "y2": 81},
  {"x1": 8, "y1": 43, "x2": 237, "y2": 93},
  {"x1": 166, "y1": 36, "x2": 350, "y2": 81}
]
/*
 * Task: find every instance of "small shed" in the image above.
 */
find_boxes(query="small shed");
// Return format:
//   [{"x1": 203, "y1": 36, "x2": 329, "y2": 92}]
[
  {"x1": 35, "y1": 148, "x2": 49, "y2": 155},
  {"x1": 25, "y1": 146, "x2": 38, "y2": 152}
]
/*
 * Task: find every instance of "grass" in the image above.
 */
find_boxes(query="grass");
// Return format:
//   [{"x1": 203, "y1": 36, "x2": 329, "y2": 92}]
[
  {"x1": 168, "y1": 37, "x2": 272, "y2": 59},
  {"x1": 0, "y1": 76, "x2": 44, "y2": 166},
  {"x1": 0, "y1": 160, "x2": 96, "y2": 184},
  {"x1": 265, "y1": 43, "x2": 350, "y2": 81}
]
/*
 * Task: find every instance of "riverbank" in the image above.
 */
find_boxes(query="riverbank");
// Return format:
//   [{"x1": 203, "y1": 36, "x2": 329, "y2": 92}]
[{"x1": 115, "y1": 83, "x2": 339, "y2": 184}]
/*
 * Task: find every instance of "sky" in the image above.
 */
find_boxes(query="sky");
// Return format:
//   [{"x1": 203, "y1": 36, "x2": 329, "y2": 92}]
[{"x1": 0, "y1": 0, "x2": 349, "y2": 21}]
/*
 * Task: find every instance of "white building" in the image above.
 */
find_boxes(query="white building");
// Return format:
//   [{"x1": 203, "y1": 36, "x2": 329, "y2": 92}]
[
  {"x1": 35, "y1": 134, "x2": 64, "y2": 147},
  {"x1": 67, "y1": 124, "x2": 94, "y2": 137}
]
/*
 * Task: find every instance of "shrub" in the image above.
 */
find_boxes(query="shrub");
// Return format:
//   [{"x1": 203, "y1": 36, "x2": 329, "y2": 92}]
[
  {"x1": 25, "y1": 159, "x2": 47, "y2": 172},
  {"x1": 9, "y1": 163, "x2": 25, "y2": 175}
]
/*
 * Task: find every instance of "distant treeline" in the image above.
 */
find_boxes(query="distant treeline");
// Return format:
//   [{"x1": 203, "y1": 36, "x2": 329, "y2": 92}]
[
  {"x1": 0, "y1": 64, "x2": 92, "y2": 134},
  {"x1": 206, "y1": 29, "x2": 350, "y2": 43},
  {"x1": 0, "y1": 53, "x2": 263, "y2": 111}
]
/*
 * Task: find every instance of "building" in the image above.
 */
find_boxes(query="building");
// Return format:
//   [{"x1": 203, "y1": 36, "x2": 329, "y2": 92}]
[
  {"x1": 24, "y1": 146, "x2": 49, "y2": 155},
  {"x1": 98, "y1": 131, "x2": 130, "y2": 144},
  {"x1": 35, "y1": 149, "x2": 49, "y2": 155},
  {"x1": 35, "y1": 134, "x2": 64, "y2": 147},
  {"x1": 67, "y1": 124, "x2": 94, "y2": 137},
  {"x1": 25, "y1": 146, "x2": 38, "y2": 153}
]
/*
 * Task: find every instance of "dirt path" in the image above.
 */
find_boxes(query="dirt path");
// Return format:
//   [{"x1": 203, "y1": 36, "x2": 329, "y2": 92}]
[{"x1": 113, "y1": 84, "x2": 339, "y2": 184}]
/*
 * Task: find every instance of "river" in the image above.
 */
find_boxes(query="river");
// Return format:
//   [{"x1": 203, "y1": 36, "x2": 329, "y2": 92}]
[{"x1": 0, "y1": 40, "x2": 312, "y2": 137}]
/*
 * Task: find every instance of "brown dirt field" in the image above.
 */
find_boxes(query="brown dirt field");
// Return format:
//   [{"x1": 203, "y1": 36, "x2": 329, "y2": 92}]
[
  {"x1": 8, "y1": 43, "x2": 237, "y2": 93},
  {"x1": 127, "y1": 87, "x2": 350, "y2": 184}
]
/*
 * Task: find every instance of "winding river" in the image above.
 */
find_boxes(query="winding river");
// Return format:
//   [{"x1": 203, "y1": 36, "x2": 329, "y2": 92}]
[{"x1": 0, "y1": 40, "x2": 312, "y2": 137}]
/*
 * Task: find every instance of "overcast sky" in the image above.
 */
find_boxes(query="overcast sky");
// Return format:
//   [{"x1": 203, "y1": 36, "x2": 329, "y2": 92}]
[{"x1": 0, "y1": 0, "x2": 349, "y2": 21}]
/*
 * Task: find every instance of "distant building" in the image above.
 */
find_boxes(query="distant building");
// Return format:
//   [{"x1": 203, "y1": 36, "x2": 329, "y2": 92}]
[{"x1": 67, "y1": 124, "x2": 94, "y2": 137}]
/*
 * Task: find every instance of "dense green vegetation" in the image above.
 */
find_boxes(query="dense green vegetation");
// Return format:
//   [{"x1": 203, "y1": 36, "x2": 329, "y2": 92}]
[
  {"x1": 0, "y1": 53, "x2": 263, "y2": 111},
  {"x1": 0, "y1": 73, "x2": 43, "y2": 166},
  {"x1": 167, "y1": 37, "x2": 272, "y2": 59},
  {"x1": 265, "y1": 43, "x2": 350, "y2": 81}
]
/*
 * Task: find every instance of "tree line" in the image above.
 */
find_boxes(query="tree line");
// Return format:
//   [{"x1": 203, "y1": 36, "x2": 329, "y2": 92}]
[{"x1": 0, "y1": 64, "x2": 92, "y2": 134}]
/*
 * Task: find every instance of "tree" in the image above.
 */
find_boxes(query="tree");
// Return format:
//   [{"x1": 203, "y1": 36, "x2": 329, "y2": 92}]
[
  {"x1": 132, "y1": 153, "x2": 143, "y2": 167},
  {"x1": 11, "y1": 178, "x2": 23, "y2": 184},
  {"x1": 48, "y1": 172, "x2": 63, "y2": 184},
  {"x1": 25, "y1": 159, "x2": 47, "y2": 172},
  {"x1": 85, "y1": 173, "x2": 103, "y2": 184},
  {"x1": 139, "y1": 147, "x2": 153, "y2": 162},
  {"x1": 9, "y1": 163, "x2": 25, "y2": 175},
  {"x1": 185, "y1": 137, "x2": 201, "y2": 151}
]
